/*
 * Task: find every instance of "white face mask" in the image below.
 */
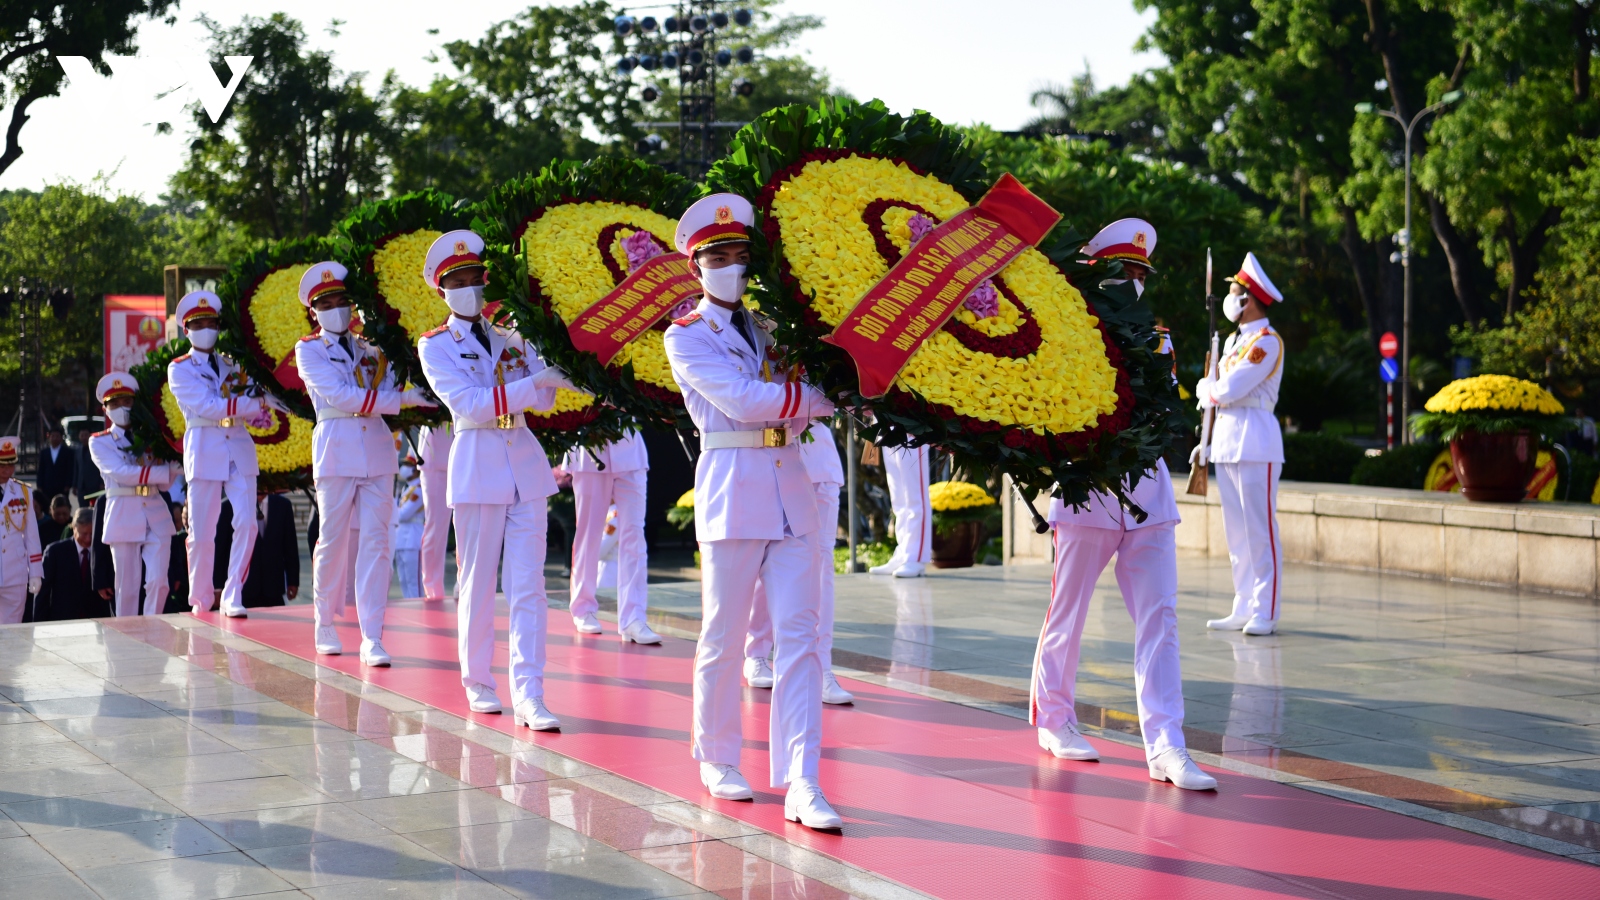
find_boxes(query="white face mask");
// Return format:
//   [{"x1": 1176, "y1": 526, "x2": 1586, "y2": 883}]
[
  {"x1": 188, "y1": 327, "x2": 219, "y2": 351},
  {"x1": 1223, "y1": 292, "x2": 1245, "y2": 323},
  {"x1": 698, "y1": 263, "x2": 748, "y2": 303},
  {"x1": 316, "y1": 306, "x2": 352, "y2": 334},
  {"x1": 443, "y1": 285, "x2": 486, "y2": 318},
  {"x1": 107, "y1": 407, "x2": 131, "y2": 427}
]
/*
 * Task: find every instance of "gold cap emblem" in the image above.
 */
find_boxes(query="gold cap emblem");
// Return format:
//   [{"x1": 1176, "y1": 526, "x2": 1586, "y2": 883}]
[
  {"x1": 321, "y1": 269, "x2": 334, "y2": 282},
  {"x1": 714, "y1": 205, "x2": 733, "y2": 224},
  {"x1": 1133, "y1": 232, "x2": 1147, "y2": 249},
  {"x1": 112, "y1": 378, "x2": 123, "y2": 389},
  {"x1": 454, "y1": 241, "x2": 468, "y2": 254}
]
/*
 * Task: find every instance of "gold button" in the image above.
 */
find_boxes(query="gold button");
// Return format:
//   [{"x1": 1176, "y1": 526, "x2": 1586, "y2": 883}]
[{"x1": 775, "y1": 460, "x2": 782, "y2": 468}]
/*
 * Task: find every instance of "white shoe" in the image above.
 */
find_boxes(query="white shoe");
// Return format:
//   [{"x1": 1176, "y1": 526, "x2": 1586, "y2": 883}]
[
  {"x1": 621, "y1": 622, "x2": 662, "y2": 645},
  {"x1": 868, "y1": 555, "x2": 905, "y2": 576},
  {"x1": 1242, "y1": 616, "x2": 1277, "y2": 636},
  {"x1": 700, "y1": 763, "x2": 753, "y2": 800},
  {"x1": 513, "y1": 697, "x2": 561, "y2": 731},
  {"x1": 1206, "y1": 613, "x2": 1251, "y2": 631},
  {"x1": 359, "y1": 639, "x2": 391, "y2": 667},
  {"x1": 822, "y1": 671, "x2": 855, "y2": 705},
  {"x1": 573, "y1": 613, "x2": 603, "y2": 634},
  {"x1": 1038, "y1": 724, "x2": 1100, "y2": 760},
  {"x1": 223, "y1": 605, "x2": 248, "y2": 618},
  {"x1": 743, "y1": 657, "x2": 775, "y2": 689},
  {"x1": 784, "y1": 777, "x2": 843, "y2": 830},
  {"x1": 314, "y1": 626, "x2": 342, "y2": 655},
  {"x1": 892, "y1": 561, "x2": 926, "y2": 578},
  {"x1": 1149, "y1": 748, "x2": 1218, "y2": 790},
  {"x1": 465, "y1": 684, "x2": 503, "y2": 714}
]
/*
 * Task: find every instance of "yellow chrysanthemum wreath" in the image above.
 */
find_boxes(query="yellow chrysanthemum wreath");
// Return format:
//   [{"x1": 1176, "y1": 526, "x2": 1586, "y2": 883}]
[
  {"x1": 246, "y1": 265, "x2": 314, "y2": 373},
  {"x1": 372, "y1": 229, "x2": 448, "y2": 342},
  {"x1": 158, "y1": 383, "x2": 312, "y2": 474}
]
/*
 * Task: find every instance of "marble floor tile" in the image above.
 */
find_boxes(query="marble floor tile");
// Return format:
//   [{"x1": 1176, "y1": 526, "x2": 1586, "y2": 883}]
[
  {"x1": 151, "y1": 773, "x2": 333, "y2": 816},
  {"x1": 33, "y1": 816, "x2": 232, "y2": 869},
  {"x1": 0, "y1": 871, "x2": 100, "y2": 900},
  {"x1": 0, "y1": 833, "x2": 72, "y2": 876},
  {"x1": 244, "y1": 833, "x2": 463, "y2": 889},
  {"x1": 196, "y1": 800, "x2": 391, "y2": 850},
  {"x1": 346, "y1": 787, "x2": 536, "y2": 834},
  {"x1": 73, "y1": 849, "x2": 295, "y2": 900},
  {"x1": 1, "y1": 786, "x2": 184, "y2": 835}
]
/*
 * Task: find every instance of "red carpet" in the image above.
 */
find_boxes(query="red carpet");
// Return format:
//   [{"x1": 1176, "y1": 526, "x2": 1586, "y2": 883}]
[{"x1": 193, "y1": 599, "x2": 1600, "y2": 899}]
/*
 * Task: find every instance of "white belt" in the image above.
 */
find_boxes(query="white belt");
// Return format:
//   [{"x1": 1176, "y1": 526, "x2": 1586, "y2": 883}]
[
  {"x1": 1221, "y1": 397, "x2": 1276, "y2": 412},
  {"x1": 317, "y1": 408, "x2": 370, "y2": 422},
  {"x1": 188, "y1": 416, "x2": 241, "y2": 428},
  {"x1": 701, "y1": 427, "x2": 791, "y2": 450},
  {"x1": 105, "y1": 485, "x2": 157, "y2": 498},
  {"x1": 455, "y1": 415, "x2": 521, "y2": 431}
]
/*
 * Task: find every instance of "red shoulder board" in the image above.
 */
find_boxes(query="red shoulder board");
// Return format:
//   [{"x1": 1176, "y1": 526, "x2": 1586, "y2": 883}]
[
  {"x1": 421, "y1": 324, "x2": 450, "y2": 338},
  {"x1": 91, "y1": 429, "x2": 114, "y2": 438},
  {"x1": 172, "y1": 352, "x2": 191, "y2": 363},
  {"x1": 672, "y1": 311, "x2": 702, "y2": 327},
  {"x1": 299, "y1": 332, "x2": 321, "y2": 342}
]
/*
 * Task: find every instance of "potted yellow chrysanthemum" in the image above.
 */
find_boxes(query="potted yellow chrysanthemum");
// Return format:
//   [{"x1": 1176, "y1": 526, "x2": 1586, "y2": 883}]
[
  {"x1": 1410, "y1": 375, "x2": 1570, "y2": 502},
  {"x1": 929, "y1": 481, "x2": 1000, "y2": 568},
  {"x1": 666, "y1": 488, "x2": 695, "y2": 531}
]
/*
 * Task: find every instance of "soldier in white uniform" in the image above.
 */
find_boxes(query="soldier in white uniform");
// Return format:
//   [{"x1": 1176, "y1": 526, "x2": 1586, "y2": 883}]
[
  {"x1": 565, "y1": 433, "x2": 660, "y2": 644},
  {"x1": 1195, "y1": 252, "x2": 1285, "y2": 637},
  {"x1": 296, "y1": 261, "x2": 433, "y2": 665},
  {"x1": 869, "y1": 445, "x2": 931, "y2": 578},
  {"x1": 168, "y1": 290, "x2": 269, "y2": 618},
  {"x1": 662, "y1": 194, "x2": 843, "y2": 830},
  {"x1": 417, "y1": 229, "x2": 575, "y2": 729},
  {"x1": 393, "y1": 460, "x2": 424, "y2": 599},
  {"x1": 0, "y1": 437, "x2": 42, "y2": 624},
  {"x1": 1030, "y1": 220, "x2": 1216, "y2": 791},
  {"x1": 744, "y1": 420, "x2": 854, "y2": 705},
  {"x1": 89, "y1": 373, "x2": 177, "y2": 616},
  {"x1": 417, "y1": 424, "x2": 453, "y2": 600}
]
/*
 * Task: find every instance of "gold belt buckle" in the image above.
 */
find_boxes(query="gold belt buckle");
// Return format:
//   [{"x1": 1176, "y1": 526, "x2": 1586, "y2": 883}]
[
  {"x1": 496, "y1": 414, "x2": 516, "y2": 429},
  {"x1": 763, "y1": 427, "x2": 788, "y2": 448},
  {"x1": 134, "y1": 485, "x2": 151, "y2": 497},
  {"x1": 218, "y1": 417, "x2": 235, "y2": 428}
]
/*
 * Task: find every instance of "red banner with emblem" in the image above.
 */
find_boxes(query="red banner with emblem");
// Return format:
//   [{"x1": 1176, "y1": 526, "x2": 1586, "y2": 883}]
[
  {"x1": 821, "y1": 174, "x2": 1062, "y2": 398},
  {"x1": 567, "y1": 253, "x2": 701, "y2": 366}
]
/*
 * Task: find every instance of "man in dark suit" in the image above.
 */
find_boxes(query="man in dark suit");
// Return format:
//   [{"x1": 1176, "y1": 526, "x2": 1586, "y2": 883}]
[
  {"x1": 36, "y1": 424, "x2": 75, "y2": 503},
  {"x1": 165, "y1": 502, "x2": 189, "y2": 613},
  {"x1": 215, "y1": 491, "x2": 299, "y2": 608},
  {"x1": 37, "y1": 494, "x2": 71, "y2": 549},
  {"x1": 32, "y1": 508, "x2": 112, "y2": 622}
]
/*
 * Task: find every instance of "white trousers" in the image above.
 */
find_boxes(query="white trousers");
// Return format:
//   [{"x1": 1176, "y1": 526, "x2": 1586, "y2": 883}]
[
  {"x1": 1216, "y1": 462, "x2": 1282, "y2": 624},
  {"x1": 696, "y1": 535, "x2": 823, "y2": 787},
  {"x1": 884, "y1": 446, "x2": 931, "y2": 565},
  {"x1": 569, "y1": 469, "x2": 648, "y2": 630},
  {"x1": 187, "y1": 468, "x2": 256, "y2": 614},
  {"x1": 454, "y1": 498, "x2": 549, "y2": 705},
  {"x1": 1030, "y1": 522, "x2": 1186, "y2": 759},
  {"x1": 312, "y1": 476, "x2": 392, "y2": 643},
  {"x1": 111, "y1": 537, "x2": 171, "y2": 616},
  {"x1": 395, "y1": 549, "x2": 421, "y2": 599},
  {"x1": 419, "y1": 465, "x2": 451, "y2": 600},
  {"x1": 0, "y1": 584, "x2": 24, "y2": 624},
  {"x1": 747, "y1": 482, "x2": 840, "y2": 661}
]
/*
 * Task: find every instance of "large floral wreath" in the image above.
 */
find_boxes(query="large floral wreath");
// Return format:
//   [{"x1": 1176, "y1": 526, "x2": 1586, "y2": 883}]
[
  {"x1": 128, "y1": 339, "x2": 313, "y2": 492},
  {"x1": 217, "y1": 236, "x2": 337, "y2": 421},
  {"x1": 478, "y1": 157, "x2": 701, "y2": 438},
  {"x1": 706, "y1": 99, "x2": 1185, "y2": 505}
]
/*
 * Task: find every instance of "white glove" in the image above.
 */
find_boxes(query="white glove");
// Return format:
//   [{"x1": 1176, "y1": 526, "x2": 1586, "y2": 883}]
[
  {"x1": 800, "y1": 385, "x2": 835, "y2": 420},
  {"x1": 400, "y1": 386, "x2": 437, "y2": 409},
  {"x1": 28, "y1": 577, "x2": 41, "y2": 595},
  {"x1": 531, "y1": 366, "x2": 578, "y2": 392},
  {"x1": 1194, "y1": 377, "x2": 1216, "y2": 410},
  {"x1": 1188, "y1": 444, "x2": 1207, "y2": 470},
  {"x1": 263, "y1": 392, "x2": 290, "y2": 413}
]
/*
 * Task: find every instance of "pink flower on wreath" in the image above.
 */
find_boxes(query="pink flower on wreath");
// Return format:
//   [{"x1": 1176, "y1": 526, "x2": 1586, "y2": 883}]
[
  {"x1": 908, "y1": 212, "x2": 998, "y2": 320},
  {"x1": 622, "y1": 230, "x2": 664, "y2": 273},
  {"x1": 669, "y1": 297, "x2": 698, "y2": 320}
]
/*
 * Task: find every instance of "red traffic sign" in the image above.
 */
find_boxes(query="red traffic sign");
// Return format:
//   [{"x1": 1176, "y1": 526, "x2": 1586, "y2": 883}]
[{"x1": 1378, "y1": 332, "x2": 1399, "y2": 359}]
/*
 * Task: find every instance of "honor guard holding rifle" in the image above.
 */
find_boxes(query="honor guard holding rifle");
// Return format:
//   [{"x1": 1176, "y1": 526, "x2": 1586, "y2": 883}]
[
  {"x1": 296, "y1": 261, "x2": 434, "y2": 664},
  {"x1": 1194, "y1": 252, "x2": 1286, "y2": 637},
  {"x1": 0, "y1": 437, "x2": 42, "y2": 624},
  {"x1": 169, "y1": 290, "x2": 271, "y2": 618},
  {"x1": 417, "y1": 230, "x2": 577, "y2": 728},
  {"x1": 1030, "y1": 220, "x2": 1216, "y2": 791},
  {"x1": 90, "y1": 372, "x2": 177, "y2": 616},
  {"x1": 662, "y1": 194, "x2": 844, "y2": 830},
  {"x1": 565, "y1": 432, "x2": 660, "y2": 644}
]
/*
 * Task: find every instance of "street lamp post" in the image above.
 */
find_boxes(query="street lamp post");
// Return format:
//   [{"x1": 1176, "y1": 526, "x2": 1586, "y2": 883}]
[{"x1": 1354, "y1": 90, "x2": 1462, "y2": 444}]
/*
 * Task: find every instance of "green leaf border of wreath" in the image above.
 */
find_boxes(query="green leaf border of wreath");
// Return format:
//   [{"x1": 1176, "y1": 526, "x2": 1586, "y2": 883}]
[
  {"x1": 475, "y1": 156, "x2": 702, "y2": 438},
  {"x1": 216, "y1": 234, "x2": 336, "y2": 422},
  {"x1": 705, "y1": 97, "x2": 1187, "y2": 507}
]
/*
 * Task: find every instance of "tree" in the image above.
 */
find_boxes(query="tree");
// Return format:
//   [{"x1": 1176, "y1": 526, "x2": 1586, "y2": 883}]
[
  {"x1": 169, "y1": 14, "x2": 389, "y2": 242},
  {"x1": 0, "y1": 2, "x2": 178, "y2": 179}
]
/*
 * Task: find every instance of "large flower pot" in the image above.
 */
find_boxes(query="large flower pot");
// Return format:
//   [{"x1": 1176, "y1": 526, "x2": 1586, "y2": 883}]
[
  {"x1": 932, "y1": 521, "x2": 983, "y2": 569},
  {"x1": 1449, "y1": 430, "x2": 1536, "y2": 503}
]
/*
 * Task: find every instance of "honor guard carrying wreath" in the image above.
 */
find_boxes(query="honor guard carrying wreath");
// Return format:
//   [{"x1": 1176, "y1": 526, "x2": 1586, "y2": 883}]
[
  {"x1": 1194, "y1": 252, "x2": 1286, "y2": 637},
  {"x1": 1030, "y1": 220, "x2": 1216, "y2": 790},
  {"x1": 90, "y1": 373, "x2": 177, "y2": 617},
  {"x1": 417, "y1": 229, "x2": 577, "y2": 728},
  {"x1": 168, "y1": 290, "x2": 272, "y2": 618},
  {"x1": 662, "y1": 193, "x2": 844, "y2": 829},
  {"x1": 565, "y1": 431, "x2": 660, "y2": 644},
  {"x1": 0, "y1": 437, "x2": 42, "y2": 624},
  {"x1": 295, "y1": 261, "x2": 435, "y2": 665}
]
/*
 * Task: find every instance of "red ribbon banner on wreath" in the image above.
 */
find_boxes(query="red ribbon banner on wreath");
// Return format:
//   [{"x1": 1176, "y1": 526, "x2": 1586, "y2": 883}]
[
  {"x1": 822, "y1": 174, "x2": 1063, "y2": 398},
  {"x1": 567, "y1": 253, "x2": 701, "y2": 366}
]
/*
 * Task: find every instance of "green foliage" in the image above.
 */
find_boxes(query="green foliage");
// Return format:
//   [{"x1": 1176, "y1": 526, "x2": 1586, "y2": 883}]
[
  {"x1": 1351, "y1": 442, "x2": 1442, "y2": 490},
  {"x1": 666, "y1": 505, "x2": 694, "y2": 530},
  {"x1": 1277, "y1": 331, "x2": 1375, "y2": 432},
  {"x1": 933, "y1": 503, "x2": 1001, "y2": 537},
  {"x1": 834, "y1": 540, "x2": 896, "y2": 574},
  {"x1": 213, "y1": 235, "x2": 331, "y2": 421},
  {"x1": 126, "y1": 338, "x2": 187, "y2": 463},
  {"x1": 1410, "y1": 410, "x2": 1571, "y2": 444},
  {"x1": 1282, "y1": 432, "x2": 1366, "y2": 484}
]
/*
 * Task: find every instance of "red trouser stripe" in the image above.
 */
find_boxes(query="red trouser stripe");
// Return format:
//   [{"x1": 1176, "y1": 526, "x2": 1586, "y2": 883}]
[{"x1": 1267, "y1": 462, "x2": 1279, "y2": 619}]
